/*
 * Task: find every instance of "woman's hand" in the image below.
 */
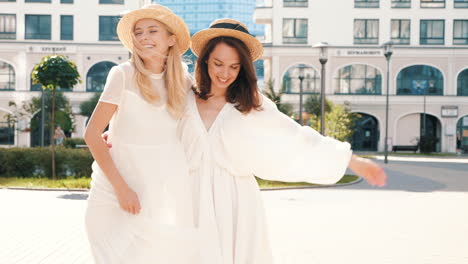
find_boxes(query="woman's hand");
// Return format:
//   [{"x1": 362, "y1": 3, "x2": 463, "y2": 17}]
[
  {"x1": 115, "y1": 185, "x2": 141, "y2": 215},
  {"x1": 348, "y1": 155, "x2": 387, "y2": 187},
  {"x1": 101, "y1": 131, "x2": 112, "y2": 148}
]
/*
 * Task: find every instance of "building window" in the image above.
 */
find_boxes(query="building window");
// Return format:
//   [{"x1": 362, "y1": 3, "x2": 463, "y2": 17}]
[
  {"x1": 458, "y1": 68, "x2": 468, "y2": 96},
  {"x1": 391, "y1": 19, "x2": 410, "y2": 44},
  {"x1": 0, "y1": 0, "x2": 16, "y2": 2},
  {"x1": 282, "y1": 18, "x2": 307, "y2": 44},
  {"x1": 283, "y1": 0, "x2": 308, "y2": 8},
  {"x1": 0, "y1": 14, "x2": 16, "y2": 39},
  {"x1": 61, "y1": 0, "x2": 73, "y2": 3},
  {"x1": 355, "y1": 0, "x2": 379, "y2": 8},
  {"x1": 282, "y1": 64, "x2": 320, "y2": 94},
  {"x1": 25, "y1": 0, "x2": 51, "y2": 2},
  {"x1": 420, "y1": 20, "x2": 444, "y2": 45},
  {"x1": 87, "y1": 61, "x2": 116, "y2": 92},
  {"x1": 61, "y1": 15, "x2": 73, "y2": 40},
  {"x1": 454, "y1": 20, "x2": 468, "y2": 45},
  {"x1": 351, "y1": 113, "x2": 379, "y2": 151},
  {"x1": 454, "y1": 0, "x2": 468, "y2": 8},
  {"x1": 25, "y1": 15, "x2": 51, "y2": 40},
  {"x1": 0, "y1": 110, "x2": 14, "y2": 145},
  {"x1": 391, "y1": 0, "x2": 411, "y2": 7},
  {"x1": 335, "y1": 64, "x2": 382, "y2": 95},
  {"x1": 354, "y1": 19, "x2": 379, "y2": 44},
  {"x1": 99, "y1": 16, "x2": 120, "y2": 41},
  {"x1": 99, "y1": 0, "x2": 123, "y2": 4},
  {"x1": 397, "y1": 65, "x2": 444, "y2": 95},
  {"x1": 420, "y1": 0, "x2": 445, "y2": 7},
  {"x1": 0, "y1": 61, "x2": 15, "y2": 90}
]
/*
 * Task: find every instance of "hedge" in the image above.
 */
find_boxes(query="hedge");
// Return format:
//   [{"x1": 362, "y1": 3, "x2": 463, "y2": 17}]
[
  {"x1": 63, "y1": 137, "x2": 86, "y2": 148},
  {"x1": 0, "y1": 147, "x2": 93, "y2": 179}
]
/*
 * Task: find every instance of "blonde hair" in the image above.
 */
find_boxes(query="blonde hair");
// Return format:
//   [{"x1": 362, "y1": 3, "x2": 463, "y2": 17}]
[{"x1": 130, "y1": 23, "x2": 187, "y2": 118}]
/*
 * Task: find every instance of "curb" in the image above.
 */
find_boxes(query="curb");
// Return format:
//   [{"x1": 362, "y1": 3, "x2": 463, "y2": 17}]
[
  {"x1": 1, "y1": 176, "x2": 364, "y2": 192},
  {"x1": 2, "y1": 187, "x2": 89, "y2": 192}
]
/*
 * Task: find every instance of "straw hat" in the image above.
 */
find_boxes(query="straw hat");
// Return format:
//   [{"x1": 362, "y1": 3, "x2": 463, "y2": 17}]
[
  {"x1": 191, "y1": 18, "x2": 263, "y2": 61},
  {"x1": 117, "y1": 4, "x2": 190, "y2": 54}
]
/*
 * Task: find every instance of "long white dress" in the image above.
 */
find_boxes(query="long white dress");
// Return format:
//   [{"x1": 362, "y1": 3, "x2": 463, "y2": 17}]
[
  {"x1": 177, "y1": 90, "x2": 353, "y2": 264},
  {"x1": 85, "y1": 62, "x2": 199, "y2": 264}
]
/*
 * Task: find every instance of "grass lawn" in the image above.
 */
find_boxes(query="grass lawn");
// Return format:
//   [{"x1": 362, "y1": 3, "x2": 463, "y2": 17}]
[
  {"x1": 0, "y1": 175, "x2": 359, "y2": 190},
  {"x1": 0, "y1": 177, "x2": 91, "y2": 189},
  {"x1": 256, "y1": 174, "x2": 359, "y2": 189}
]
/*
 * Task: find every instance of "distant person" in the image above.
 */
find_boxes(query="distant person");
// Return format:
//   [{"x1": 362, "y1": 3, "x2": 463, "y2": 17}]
[
  {"x1": 457, "y1": 131, "x2": 462, "y2": 153},
  {"x1": 54, "y1": 125, "x2": 65, "y2": 145}
]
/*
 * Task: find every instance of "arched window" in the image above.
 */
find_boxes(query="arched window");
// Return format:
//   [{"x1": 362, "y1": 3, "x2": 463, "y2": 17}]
[
  {"x1": 86, "y1": 61, "x2": 116, "y2": 92},
  {"x1": 0, "y1": 61, "x2": 15, "y2": 91},
  {"x1": 282, "y1": 64, "x2": 320, "y2": 94},
  {"x1": 396, "y1": 65, "x2": 443, "y2": 95},
  {"x1": 457, "y1": 115, "x2": 468, "y2": 153},
  {"x1": 334, "y1": 64, "x2": 382, "y2": 95},
  {"x1": 351, "y1": 113, "x2": 379, "y2": 151},
  {"x1": 0, "y1": 110, "x2": 14, "y2": 145},
  {"x1": 30, "y1": 110, "x2": 72, "y2": 147},
  {"x1": 255, "y1": 59, "x2": 264, "y2": 87},
  {"x1": 457, "y1": 68, "x2": 468, "y2": 96}
]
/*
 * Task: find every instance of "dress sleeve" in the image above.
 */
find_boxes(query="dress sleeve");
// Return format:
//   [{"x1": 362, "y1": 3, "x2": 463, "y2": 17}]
[
  {"x1": 98, "y1": 66, "x2": 125, "y2": 106},
  {"x1": 222, "y1": 94, "x2": 352, "y2": 185}
]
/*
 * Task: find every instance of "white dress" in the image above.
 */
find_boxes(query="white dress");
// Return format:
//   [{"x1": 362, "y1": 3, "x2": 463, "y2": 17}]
[
  {"x1": 178, "y1": 90, "x2": 353, "y2": 264},
  {"x1": 85, "y1": 62, "x2": 199, "y2": 264}
]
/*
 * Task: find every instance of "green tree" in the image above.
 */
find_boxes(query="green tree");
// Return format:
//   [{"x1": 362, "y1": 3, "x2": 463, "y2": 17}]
[
  {"x1": 32, "y1": 55, "x2": 81, "y2": 180},
  {"x1": 308, "y1": 101, "x2": 360, "y2": 142},
  {"x1": 304, "y1": 94, "x2": 332, "y2": 117},
  {"x1": 80, "y1": 92, "x2": 101, "y2": 117},
  {"x1": 262, "y1": 79, "x2": 294, "y2": 117}
]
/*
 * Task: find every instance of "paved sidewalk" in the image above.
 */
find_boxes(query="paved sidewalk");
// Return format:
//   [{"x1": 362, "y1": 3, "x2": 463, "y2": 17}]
[
  {"x1": 0, "y1": 191, "x2": 92, "y2": 264},
  {"x1": 1, "y1": 186, "x2": 467, "y2": 264}
]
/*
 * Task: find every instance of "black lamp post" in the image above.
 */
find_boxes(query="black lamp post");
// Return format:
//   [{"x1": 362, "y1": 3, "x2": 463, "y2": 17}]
[
  {"x1": 40, "y1": 88, "x2": 45, "y2": 147},
  {"x1": 313, "y1": 42, "x2": 329, "y2": 135},
  {"x1": 382, "y1": 40, "x2": 393, "y2": 164},
  {"x1": 297, "y1": 64, "x2": 305, "y2": 125}
]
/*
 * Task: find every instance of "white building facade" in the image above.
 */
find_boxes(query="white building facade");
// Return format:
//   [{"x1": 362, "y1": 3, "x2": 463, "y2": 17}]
[
  {"x1": 255, "y1": 0, "x2": 468, "y2": 153},
  {"x1": 0, "y1": 0, "x2": 147, "y2": 147}
]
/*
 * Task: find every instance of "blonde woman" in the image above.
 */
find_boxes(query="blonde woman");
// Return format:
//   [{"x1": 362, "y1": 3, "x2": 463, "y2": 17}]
[{"x1": 84, "y1": 5, "x2": 198, "y2": 263}]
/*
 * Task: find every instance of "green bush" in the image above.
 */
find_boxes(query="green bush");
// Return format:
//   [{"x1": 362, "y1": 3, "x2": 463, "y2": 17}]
[
  {"x1": 0, "y1": 147, "x2": 93, "y2": 179},
  {"x1": 63, "y1": 137, "x2": 86, "y2": 148}
]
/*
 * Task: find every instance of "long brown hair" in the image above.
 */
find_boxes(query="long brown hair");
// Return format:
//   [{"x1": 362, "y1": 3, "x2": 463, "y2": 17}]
[{"x1": 194, "y1": 36, "x2": 261, "y2": 113}]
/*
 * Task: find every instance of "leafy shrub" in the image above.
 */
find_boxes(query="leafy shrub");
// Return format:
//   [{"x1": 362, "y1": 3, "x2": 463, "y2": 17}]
[{"x1": 0, "y1": 147, "x2": 93, "y2": 179}]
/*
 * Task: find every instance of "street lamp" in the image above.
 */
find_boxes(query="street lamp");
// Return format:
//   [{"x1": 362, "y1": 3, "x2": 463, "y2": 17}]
[
  {"x1": 297, "y1": 64, "x2": 306, "y2": 125},
  {"x1": 382, "y1": 40, "x2": 393, "y2": 164},
  {"x1": 41, "y1": 88, "x2": 45, "y2": 147},
  {"x1": 313, "y1": 42, "x2": 329, "y2": 135}
]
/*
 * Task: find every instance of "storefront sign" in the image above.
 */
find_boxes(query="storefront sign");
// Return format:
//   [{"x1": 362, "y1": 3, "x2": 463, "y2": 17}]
[
  {"x1": 335, "y1": 49, "x2": 382, "y2": 56},
  {"x1": 27, "y1": 46, "x2": 76, "y2": 54},
  {"x1": 441, "y1": 105, "x2": 458, "y2": 117}
]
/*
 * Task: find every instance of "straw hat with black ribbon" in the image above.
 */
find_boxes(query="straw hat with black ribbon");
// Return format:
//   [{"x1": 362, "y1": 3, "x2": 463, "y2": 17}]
[
  {"x1": 117, "y1": 4, "x2": 190, "y2": 55},
  {"x1": 191, "y1": 18, "x2": 263, "y2": 61}
]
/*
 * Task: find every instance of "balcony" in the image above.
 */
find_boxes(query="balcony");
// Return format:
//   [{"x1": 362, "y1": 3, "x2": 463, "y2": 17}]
[{"x1": 254, "y1": 5, "x2": 273, "y2": 24}]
